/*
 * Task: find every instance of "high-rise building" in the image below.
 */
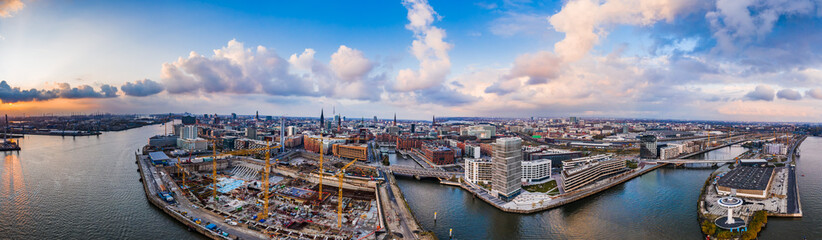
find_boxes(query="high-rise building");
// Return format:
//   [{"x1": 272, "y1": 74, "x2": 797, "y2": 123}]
[
  {"x1": 410, "y1": 123, "x2": 416, "y2": 133},
  {"x1": 231, "y1": 113, "x2": 237, "y2": 119},
  {"x1": 172, "y1": 124, "x2": 184, "y2": 137},
  {"x1": 181, "y1": 125, "x2": 198, "y2": 139},
  {"x1": 492, "y1": 137, "x2": 522, "y2": 201},
  {"x1": 640, "y1": 135, "x2": 658, "y2": 159},
  {"x1": 569, "y1": 116, "x2": 578, "y2": 124},
  {"x1": 246, "y1": 127, "x2": 257, "y2": 140}
]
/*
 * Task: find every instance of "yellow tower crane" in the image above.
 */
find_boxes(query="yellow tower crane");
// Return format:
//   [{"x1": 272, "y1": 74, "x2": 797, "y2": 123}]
[
  {"x1": 331, "y1": 158, "x2": 359, "y2": 228},
  {"x1": 259, "y1": 141, "x2": 275, "y2": 220},
  {"x1": 209, "y1": 141, "x2": 281, "y2": 209},
  {"x1": 318, "y1": 140, "x2": 324, "y2": 200},
  {"x1": 311, "y1": 136, "x2": 345, "y2": 201},
  {"x1": 212, "y1": 140, "x2": 218, "y2": 203},
  {"x1": 175, "y1": 159, "x2": 188, "y2": 195}
]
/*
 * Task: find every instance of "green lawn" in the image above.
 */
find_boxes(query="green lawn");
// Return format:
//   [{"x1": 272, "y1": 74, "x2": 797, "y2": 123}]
[{"x1": 522, "y1": 180, "x2": 558, "y2": 193}]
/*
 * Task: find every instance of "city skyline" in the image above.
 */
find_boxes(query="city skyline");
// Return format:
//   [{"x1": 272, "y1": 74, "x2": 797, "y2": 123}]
[{"x1": 3, "y1": 0, "x2": 822, "y2": 122}]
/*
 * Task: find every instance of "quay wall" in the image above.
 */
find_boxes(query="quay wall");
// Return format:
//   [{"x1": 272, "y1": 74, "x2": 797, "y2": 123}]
[{"x1": 136, "y1": 154, "x2": 227, "y2": 240}]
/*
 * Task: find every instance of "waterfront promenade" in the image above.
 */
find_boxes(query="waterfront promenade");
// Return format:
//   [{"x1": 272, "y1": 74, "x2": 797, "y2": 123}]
[{"x1": 456, "y1": 163, "x2": 666, "y2": 214}]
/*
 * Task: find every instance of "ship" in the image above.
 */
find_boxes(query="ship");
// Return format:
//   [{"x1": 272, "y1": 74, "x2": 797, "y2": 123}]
[{"x1": 0, "y1": 114, "x2": 20, "y2": 151}]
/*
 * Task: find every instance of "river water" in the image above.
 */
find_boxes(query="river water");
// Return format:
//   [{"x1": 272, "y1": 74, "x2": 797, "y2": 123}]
[
  {"x1": 0, "y1": 124, "x2": 200, "y2": 239},
  {"x1": 396, "y1": 140, "x2": 822, "y2": 239},
  {"x1": 1, "y1": 125, "x2": 819, "y2": 239}
]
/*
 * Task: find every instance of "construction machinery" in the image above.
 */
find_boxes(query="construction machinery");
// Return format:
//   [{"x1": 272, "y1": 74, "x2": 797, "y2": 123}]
[
  {"x1": 175, "y1": 159, "x2": 189, "y2": 195},
  {"x1": 209, "y1": 140, "x2": 281, "y2": 212},
  {"x1": 259, "y1": 141, "x2": 274, "y2": 220},
  {"x1": 318, "y1": 144, "x2": 324, "y2": 200},
  {"x1": 331, "y1": 158, "x2": 360, "y2": 228}
]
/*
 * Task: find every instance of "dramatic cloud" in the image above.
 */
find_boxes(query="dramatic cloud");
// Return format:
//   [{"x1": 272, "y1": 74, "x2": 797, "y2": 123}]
[
  {"x1": 549, "y1": 0, "x2": 696, "y2": 62},
  {"x1": 161, "y1": 39, "x2": 313, "y2": 96},
  {"x1": 0, "y1": 0, "x2": 24, "y2": 18},
  {"x1": 161, "y1": 40, "x2": 382, "y2": 101},
  {"x1": 806, "y1": 88, "x2": 822, "y2": 99},
  {"x1": 329, "y1": 45, "x2": 373, "y2": 82},
  {"x1": 744, "y1": 85, "x2": 775, "y2": 101},
  {"x1": 0, "y1": 81, "x2": 117, "y2": 103},
  {"x1": 120, "y1": 79, "x2": 165, "y2": 97},
  {"x1": 707, "y1": 0, "x2": 819, "y2": 54},
  {"x1": 394, "y1": 0, "x2": 452, "y2": 92},
  {"x1": 776, "y1": 89, "x2": 802, "y2": 100}
]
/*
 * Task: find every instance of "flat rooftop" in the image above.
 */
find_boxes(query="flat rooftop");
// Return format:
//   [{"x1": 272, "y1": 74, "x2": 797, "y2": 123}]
[{"x1": 717, "y1": 166, "x2": 774, "y2": 190}]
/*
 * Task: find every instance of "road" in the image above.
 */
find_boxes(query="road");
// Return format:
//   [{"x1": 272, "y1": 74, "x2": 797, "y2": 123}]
[
  {"x1": 140, "y1": 155, "x2": 268, "y2": 240},
  {"x1": 785, "y1": 136, "x2": 803, "y2": 214},
  {"x1": 379, "y1": 169, "x2": 417, "y2": 239}
]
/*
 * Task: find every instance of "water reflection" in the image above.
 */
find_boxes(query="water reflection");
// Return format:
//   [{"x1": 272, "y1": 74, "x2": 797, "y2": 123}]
[{"x1": 1, "y1": 152, "x2": 31, "y2": 227}]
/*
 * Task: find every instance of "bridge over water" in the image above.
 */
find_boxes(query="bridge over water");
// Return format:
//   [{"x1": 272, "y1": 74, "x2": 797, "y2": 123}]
[
  {"x1": 653, "y1": 159, "x2": 736, "y2": 165},
  {"x1": 386, "y1": 166, "x2": 461, "y2": 179}
]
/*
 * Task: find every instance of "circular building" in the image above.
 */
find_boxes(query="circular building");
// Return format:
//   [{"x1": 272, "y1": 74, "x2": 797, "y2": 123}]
[{"x1": 714, "y1": 197, "x2": 746, "y2": 230}]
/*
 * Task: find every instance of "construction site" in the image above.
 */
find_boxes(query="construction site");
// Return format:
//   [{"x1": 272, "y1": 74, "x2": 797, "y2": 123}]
[{"x1": 139, "y1": 142, "x2": 384, "y2": 240}]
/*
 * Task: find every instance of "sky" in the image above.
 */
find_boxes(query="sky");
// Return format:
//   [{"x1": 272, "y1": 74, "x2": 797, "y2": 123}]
[{"x1": 1, "y1": 0, "x2": 822, "y2": 122}]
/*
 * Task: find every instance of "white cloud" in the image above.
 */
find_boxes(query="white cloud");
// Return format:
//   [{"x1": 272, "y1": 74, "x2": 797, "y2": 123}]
[
  {"x1": 549, "y1": 0, "x2": 696, "y2": 62},
  {"x1": 707, "y1": 0, "x2": 818, "y2": 54},
  {"x1": 330, "y1": 45, "x2": 373, "y2": 82},
  {"x1": 776, "y1": 88, "x2": 802, "y2": 100},
  {"x1": 161, "y1": 40, "x2": 382, "y2": 101},
  {"x1": 288, "y1": 48, "x2": 317, "y2": 71},
  {"x1": 744, "y1": 85, "x2": 775, "y2": 101},
  {"x1": 508, "y1": 51, "x2": 563, "y2": 84},
  {"x1": 806, "y1": 88, "x2": 822, "y2": 99},
  {"x1": 394, "y1": 0, "x2": 452, "y2": 92}
]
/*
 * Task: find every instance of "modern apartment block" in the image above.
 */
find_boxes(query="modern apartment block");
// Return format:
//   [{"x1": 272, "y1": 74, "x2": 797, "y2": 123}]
[
  {"x1": 561, "y1": 154, "x2": 625, "y2": 192},
  {"x1": 639, "y1": 135, "x2": 658, "y2": 159},
  {"x1": 464, "y1": 158, "x2": 493, "y2": 184},
  {"x1": 521, "y1": 158, "x2": 552, "y2": 184},
  {"x1": 492, "y1": 137, "x2": 522, "y2": 201}
]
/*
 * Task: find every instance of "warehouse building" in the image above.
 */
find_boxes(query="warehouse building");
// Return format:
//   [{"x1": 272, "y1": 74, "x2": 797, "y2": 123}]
[{"x1": 716, "y1": 166, "x2": 775, "y2": 199}]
